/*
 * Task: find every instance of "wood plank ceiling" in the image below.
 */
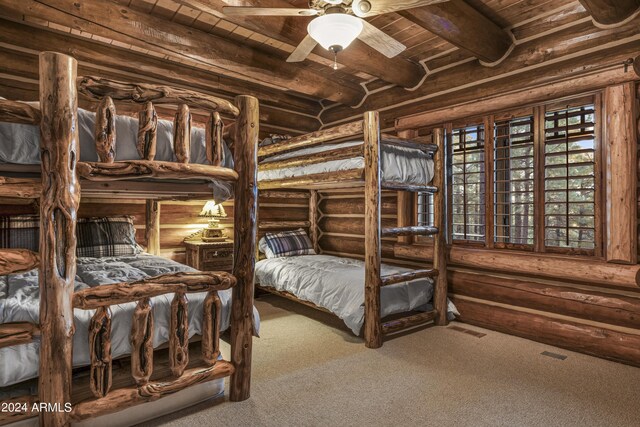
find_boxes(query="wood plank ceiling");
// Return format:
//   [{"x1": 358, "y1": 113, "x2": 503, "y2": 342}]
[{"x1": 0, "y1": 0, "x2": 639, "y2": 133}]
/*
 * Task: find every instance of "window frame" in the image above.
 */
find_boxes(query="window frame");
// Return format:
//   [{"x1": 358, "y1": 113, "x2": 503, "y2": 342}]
[{"x1": 402, "y1": 94, "x2": 603, "y2": 259}]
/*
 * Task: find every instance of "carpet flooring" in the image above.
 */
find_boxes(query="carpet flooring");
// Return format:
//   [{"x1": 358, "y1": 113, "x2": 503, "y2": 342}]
[{"x1": 140, "y1": 295, "x2": 640, "y2": 427}]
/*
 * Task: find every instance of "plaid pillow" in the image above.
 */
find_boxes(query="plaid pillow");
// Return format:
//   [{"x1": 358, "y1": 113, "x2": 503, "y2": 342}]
[
  {"x1": 264, "y1": 228, "x2": 315, "y2": 257},
  {"x1": 0, "y1": 215, "x2": 140, "y2": 257},
  {"x1": 76, "y1": 216, "x2": 141, "y2": 258},
  {"x1": 0, "y1": 215, "x2": 39, "y2": 251}
]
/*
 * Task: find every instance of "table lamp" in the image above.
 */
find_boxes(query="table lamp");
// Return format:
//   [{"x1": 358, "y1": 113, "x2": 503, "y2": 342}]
[{"x1": 199, "y1": 201, "x2": 228, "y2": 242}]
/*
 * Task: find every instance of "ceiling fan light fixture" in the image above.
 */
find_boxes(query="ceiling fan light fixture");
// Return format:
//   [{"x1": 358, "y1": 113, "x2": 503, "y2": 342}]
[{"x1": 307, "y1": 14, "x2": 363, "y2": 53}]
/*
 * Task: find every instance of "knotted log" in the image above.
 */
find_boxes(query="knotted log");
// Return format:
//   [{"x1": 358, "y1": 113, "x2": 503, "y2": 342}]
[
  {"x1": 38, "y1": 51, "x2": 79, "y2": 427},
  {"x1": 95, "y1": 96, "x2": 116, "y2": 163},
  {"x1": 0, "y1": 322, "x2": 40, "y2": 349},
  {"x1": 206, "y1": 112, "x2": 224, "y2": 166},
  {"x1": 89, "y1": 307, "x2": 112, "y2": 398},
  {"x1": 202, "y1": 291, "x2": 222, "y2": 366},
  {"x1": 169, "y1": 292, "x2": 189, "y2": 377},
  {"x1": 0, "y1": 249, "x2": 39, "y2": 275},
  {"x1": 130, "y1": 298, "x2": 154, "y2": 386},
  {"x1": 0, "y1": 99, "x2": 41, "y2": 125},
  {"x1": 174, "y1": 104, "x2": 191, "y2": 164},
  {"x1": 137, "y1": 101, "x2": 157, "y2": 160},
  {"x1": 0, "y1": 177, "x2": 41, "y2": 199},
  {"x1": 76, "y1": 160, "x2": 239, "y2": 182}
]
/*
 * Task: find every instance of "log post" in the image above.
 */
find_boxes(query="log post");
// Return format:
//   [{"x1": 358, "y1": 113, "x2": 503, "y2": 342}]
[
  {"x1": 202, "y1": 291, "x2": 222, "y2": 366},
  {"x1": 604, "y1": 83, "x2": 638, "y2": 263},
  {"x1": 38, "y1": 51, "x2": 79, "y2": 427},
  {"x1": 130, "y1": 298, "x2": 154, "y2": 386},
  {"x1": 137, "y1": 101, "x2": 157, "y2": 160},
  {"x1": 169, "y1": 292, "x2": 189, "y2": 377},
  {"x1": 432, "y1": 127, "x2": 449, "y2": 326},
  {"x1": 206, "y1": 112, "x2": 224, "y2": 167},
  {"x1": 174, "y1": 104, "x2": 191, "y2": 163},
  {"x1": 94, "y1": 96, "x2": 116, "y2": 163},
  {"x1": 230, "y1": 95, "x2": 258, "y2": 402},
  {"x1": 309, "y1": 190, "x2": 320, "y2": 253},
  {"x1": 363, "y1": 111, "x2": 383, "y2": 349},
  {"x1": 145, "y1": 200, "x2": 160, "y2": 256},
  {"x1": 89, "y1": 307, "x2": 112, "y2": 398}
]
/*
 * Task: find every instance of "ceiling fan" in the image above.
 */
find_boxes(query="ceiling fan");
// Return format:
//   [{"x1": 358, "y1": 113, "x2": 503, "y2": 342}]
[{"x1": 223, "y1": 1, "x2": 448, "y2": 69}]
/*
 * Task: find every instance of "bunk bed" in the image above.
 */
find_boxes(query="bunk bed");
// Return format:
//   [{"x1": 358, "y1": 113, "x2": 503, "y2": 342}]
[
  {"x1": 256, "y1": 112, "x2": 448, "y2": 348},
  {"x1": 0, "y1": 52, "x2": 258, "y2": 426}
]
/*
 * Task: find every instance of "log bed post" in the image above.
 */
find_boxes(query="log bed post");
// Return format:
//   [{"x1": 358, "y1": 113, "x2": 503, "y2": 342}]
[
  {"x1": 363, "y1": 111, "x2": 383, "y2": 349},
  {"x1": 432, "y1": 128, "x2": 448, "y2": 326},
  {"x1": 229, "y1": 95, "x2": 258, "y2": 401},
  {"x1": 145, "y1": 200, "x2": 160, "y2": 256},
  {"x1": 309, "y1": 190, "x2": 320, "y2": 253},
  {"x1": 38, "y1": 51, "x2": 79, "y2": 427}
]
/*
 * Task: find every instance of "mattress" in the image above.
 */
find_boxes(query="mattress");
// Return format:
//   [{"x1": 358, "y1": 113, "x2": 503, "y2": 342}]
[
  {"x1": 258, "y1": 140, "x2": 434, "y2": 186},
  {"x1": 0, "y1": 108, "x2": 235, "y2": 201},
  {"x1": 255, "y1": 254, "x2": 434, "y2": 335},
  {"x1": 0, "y1": 253, "x2": 260, "y2": 388}
]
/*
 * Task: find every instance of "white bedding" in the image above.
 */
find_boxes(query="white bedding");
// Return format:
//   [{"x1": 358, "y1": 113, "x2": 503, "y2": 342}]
[
  {"x1": 0, "y1": 253, "x2": 260, "y2": 388},
  {"x1": 255, "y1": 254, "x2": 434, "y2": 335},
  {"x1": 0, "y1": 108, "x2": 235, "y2": 201},
  {"x1": 258, "y1": 140, "x2": 434, "y2": 186}
]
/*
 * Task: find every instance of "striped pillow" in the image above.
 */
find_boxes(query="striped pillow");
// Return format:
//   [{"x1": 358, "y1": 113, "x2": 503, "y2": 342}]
[
  {"x1": 76, "y1": 216, "x2": 141, "y2": 258},
  {"x1": 0, "y1": 215, "x2": 140, "y2": 257},
  {"x1": 0, "y1": 215, "x2": 39, "y2": 251},
  {"x1": 264, "y1": 228, "x2": 315, "y2": 257}
]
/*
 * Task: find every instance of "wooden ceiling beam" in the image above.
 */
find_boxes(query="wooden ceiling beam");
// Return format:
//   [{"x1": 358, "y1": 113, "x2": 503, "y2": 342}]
[
  {"x1": 398, "y1": 0, "x2": 513, "y2": 64},
  {"x1": 176, "y1": 0, "x2": 426, "y2": 88},
  {"x1": 0, "y1": 24, "x2": 319, "y2": 132},
  {"x1": 1, "y1": 0, "x2": 366, "y2": 106},
  {"x1": 578, "y1": 0, "x2": 640, "y2": 26},
  {"x1": 319, "y1": 17, "x2": 640, "y2": 127},
  {"x1": 0, "y1": 18, "x2": 319, "y2": 116}
]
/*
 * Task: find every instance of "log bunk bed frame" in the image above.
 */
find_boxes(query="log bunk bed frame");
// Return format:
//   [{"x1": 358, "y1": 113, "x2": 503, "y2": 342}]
[
  {"x1": 257, "y1": 111, "x2": 448, "y2": 348},
  {"x1": 0, "y1": 52, "x2": 258, "y2": 426}
]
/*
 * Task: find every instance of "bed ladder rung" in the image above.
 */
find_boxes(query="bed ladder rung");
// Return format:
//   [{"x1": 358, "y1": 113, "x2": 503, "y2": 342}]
[
  {"x1": 381, "y1": 183, "x2": 438, "y2": 193},
  {"x1": 382, "y1": 310, "x2": 437, "y2": 335},
  {"x1": 381, "y1": 226, "x2": 438, "y2": 238},
  {"x1": 381, "y1": 268, "x2": 438, "y2": 287}
]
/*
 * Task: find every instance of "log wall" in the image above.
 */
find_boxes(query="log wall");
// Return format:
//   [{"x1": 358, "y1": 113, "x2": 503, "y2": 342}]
[{"x1": 0, "y1": 192, "x2": 305, "y2": 264}]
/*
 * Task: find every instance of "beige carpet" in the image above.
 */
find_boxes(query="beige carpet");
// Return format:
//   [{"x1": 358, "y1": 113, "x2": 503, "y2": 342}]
[{"x1": 140, "y1": 295, "x2": 640, "y2": 427}]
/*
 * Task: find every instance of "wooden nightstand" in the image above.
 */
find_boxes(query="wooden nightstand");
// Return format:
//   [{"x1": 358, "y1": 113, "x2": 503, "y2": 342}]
[{"x1": 184, "y1": 240, "x2": 234, "y2": 272}]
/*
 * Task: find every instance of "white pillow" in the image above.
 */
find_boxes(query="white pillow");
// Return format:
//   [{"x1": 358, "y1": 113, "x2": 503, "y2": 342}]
[{"x1": 258, "y1": 237, "x2": 277, "y2": 259}]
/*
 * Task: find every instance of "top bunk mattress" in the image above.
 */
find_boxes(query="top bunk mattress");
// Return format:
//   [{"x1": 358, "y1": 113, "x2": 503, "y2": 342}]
[
  {"x1": 258, "y1": 140, "x2": 434, "y2": 186},
  {"x1": 0, "y1": 108, "x2": 235, "y2": 201}
]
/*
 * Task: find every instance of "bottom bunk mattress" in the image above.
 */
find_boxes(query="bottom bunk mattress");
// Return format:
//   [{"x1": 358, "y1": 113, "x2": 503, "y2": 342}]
[
  {"x1": 0, "y1": 253, "x2": 260, "y2": 388},
  {"x1": 255, "y1": 254, "x2": 434, "y2": 335}
]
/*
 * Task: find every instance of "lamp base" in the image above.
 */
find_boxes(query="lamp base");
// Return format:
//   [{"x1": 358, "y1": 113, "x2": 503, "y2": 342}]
[{"x1": 202, "y1": 227, "x2": 227, "y2": 242}]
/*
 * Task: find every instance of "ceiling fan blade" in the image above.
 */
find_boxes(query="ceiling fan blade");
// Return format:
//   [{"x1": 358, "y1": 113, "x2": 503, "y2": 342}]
[
  {"x1": 222, "y1": 7, "x2": 318, "y2": 17},
  {"x1": 286, "y1": 35, "x2": 318, "y2": 63},
  {"x1": 352, "y1": 0, "x2": 449, "y2": 17},
  {"x1": 357, "y1": 20, "x2": 406, "y2": 58}
]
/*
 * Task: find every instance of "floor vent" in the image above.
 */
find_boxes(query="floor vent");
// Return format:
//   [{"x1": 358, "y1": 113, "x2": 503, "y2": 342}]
[
  {"x1": 448, "y1": 325, "x2": 486, "y2": 338},
  {"x1": 541, "y1": 351, "x2": 567, "y2": 360}
]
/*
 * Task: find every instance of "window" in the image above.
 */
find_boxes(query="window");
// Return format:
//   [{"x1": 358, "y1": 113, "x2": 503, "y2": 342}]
[
  {"x1": 544, "y1": 104, "x2": 596, "y2": 251},
  {"x1": 417, "y1": 192, "x2": 434, "y2": 228},
  {"x1": 494, "y1": 116, "x2": 534, "y2": 246},
  {"x1": 451, "y1": 125, "x2": 485, "y2": 242}
]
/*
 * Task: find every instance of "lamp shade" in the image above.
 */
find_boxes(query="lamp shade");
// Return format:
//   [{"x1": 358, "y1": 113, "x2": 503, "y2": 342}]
[
  {"x1": 199, "y1": 201, "x2": 227, "y2": 218},
  {"x1": 307, "y1": 14, "x2": 363, "y2": 52}
]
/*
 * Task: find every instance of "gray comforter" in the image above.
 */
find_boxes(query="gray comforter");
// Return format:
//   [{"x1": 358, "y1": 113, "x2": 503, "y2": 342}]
[
  {"x1": 0, "y1": 107, "x2": 235, "y2": 201},
  {"x1": 256, "y1": 254, "x2": 436, "y2": 335},
  {"x1": 0, "y1": 254, "x2": 260, "y2": 388}
]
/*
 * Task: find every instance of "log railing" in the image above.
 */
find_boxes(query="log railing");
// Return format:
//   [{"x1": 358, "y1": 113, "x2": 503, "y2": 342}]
[{"x1": 71, "y1": 271, "x2": 235, "y2": 418}]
